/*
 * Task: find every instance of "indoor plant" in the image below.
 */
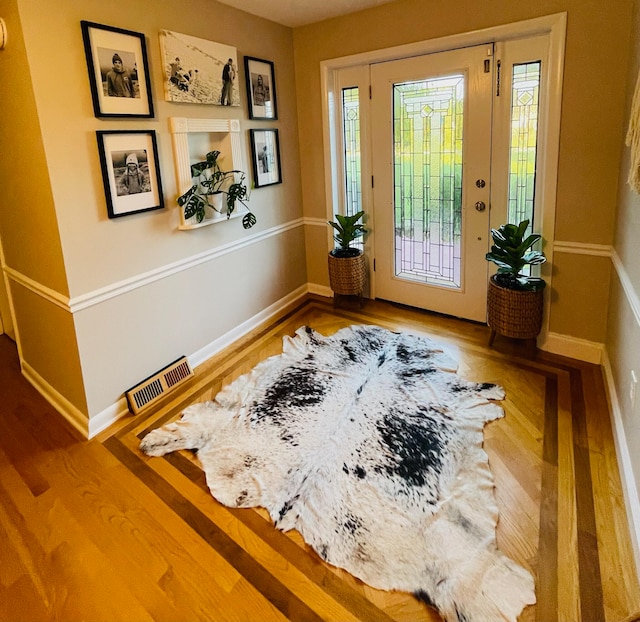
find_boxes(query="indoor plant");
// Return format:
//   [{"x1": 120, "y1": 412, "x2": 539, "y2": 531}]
[
  {"x1": 327, "y1": 211, "x2": 367, "y2": 303},
  {"x1": 485, "y1": 219, "x2": 546, "y2": 344},
  {"x1": 177, "y1": 150, "x2": 256, "y2": 229}
]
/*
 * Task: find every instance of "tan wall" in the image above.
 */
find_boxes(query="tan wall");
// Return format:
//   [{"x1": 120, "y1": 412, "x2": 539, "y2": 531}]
[
  {"x1": 18, "y1": 0, "x2": 302, "y2": 296},
  {"x1": 293, "y1": 0, "x2": 633, "y2": 342},
  {"x1": 608, "y1": 0, "x2": 640, "y2": 553},
  {"x1": 0, "y1": 0, "x2": 83, "y2": 411},
  {"x1": 0, "y1": 0, "x2": 304, "y2": 421},
  {"x1": 0, "y1": 0, "x2": 69, "y2": 294},
  {"x1": 10, "y1": 284, "x2": 87, "y2": 416}
]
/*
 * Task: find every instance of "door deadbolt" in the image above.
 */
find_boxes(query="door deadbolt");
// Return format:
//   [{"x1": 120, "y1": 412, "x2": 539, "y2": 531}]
[
  {"x1": 476, "y1": 179, "x2": 486, "y2": 188},
  {"x1": 475, "y1": 201, "x2": 486, "y2": 212}
]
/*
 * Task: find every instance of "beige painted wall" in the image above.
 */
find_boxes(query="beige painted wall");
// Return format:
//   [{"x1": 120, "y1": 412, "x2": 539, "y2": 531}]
[
  {"x1": 0, "y1": 0, "x2": 305, "y2": 422},
  {"x1": 0, "y1": 0, "x2": 68, "y2": 294},
  {"x1": 0, "y1": 0, "x2": 82, "y2": 411},
  {"x1": 18, "y1": 0, "x2": 302, "y2": 296},
  {"x1": 608, "y1": 0, "x2": 640, "y2": 548},
  {"x1": 293, "y1": 0, "x2": 633, "y2": 343}
]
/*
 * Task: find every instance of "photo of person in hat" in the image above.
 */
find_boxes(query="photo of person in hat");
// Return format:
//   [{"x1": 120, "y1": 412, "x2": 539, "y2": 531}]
[
  {"x1": 117, "y1": 151, "x2": 149, "y2": 195},
  {"x1": 106, "y1": 52, "x2": 134, "y2": 98}
]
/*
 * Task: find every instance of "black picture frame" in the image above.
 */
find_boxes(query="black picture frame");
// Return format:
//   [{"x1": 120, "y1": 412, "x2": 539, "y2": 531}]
[
  {"x1": 250, "y1": 129, "x2": 282, "y2": 187},
  {"x1": 96, "y1": 130, "x2": 164, "y2": 218},
  {"x1": 81, "y1": 20, "x2": 154, "y2": 118},
  {"x1": 244, "y1": 57, "x2": 278, "y2": 120}
]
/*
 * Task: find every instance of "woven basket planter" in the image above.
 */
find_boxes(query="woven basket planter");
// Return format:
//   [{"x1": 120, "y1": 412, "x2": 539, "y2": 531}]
[
  {"x1": 328, "y1": 251, "x2": 366, "y2": 295},
  {"x1": 487, "y1": 275, "x2": 544, "y2": 340}
]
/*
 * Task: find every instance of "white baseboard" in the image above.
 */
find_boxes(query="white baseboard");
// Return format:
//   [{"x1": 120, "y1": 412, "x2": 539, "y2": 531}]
[
  {"x1": 89, "y1": 399, "x2": 130, "y2": 439},
  {"x1": 21, "y1": 361, "x2": 89, "y2": 438},
  {"x1": 307, "y1": 283, "x2": 333, "y2": 298},
  {"x1": 538, "y1": 331, "x2": 604, "y2": 364},
  {"x1": 87, "y1": 284, "x2": 310, "y2": 438},
  {"x1": 188, "y1": 285, "x2": 308, "y2": 368},
  {"x1": 22, "y1": 284, "x2": 610, "y2": 439},
  {"x1": 601, "y1": 351, "x2": 640, "y2": 582}
]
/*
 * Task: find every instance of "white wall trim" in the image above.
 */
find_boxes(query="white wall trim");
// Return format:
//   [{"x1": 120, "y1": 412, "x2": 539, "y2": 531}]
[
  {"x1": 87, "y1": 283, "x2": 311, "y2": 438},
  {"x1": 304, "y1": 217, "x2": 328, "y2": 227},
  {"x1": 321, "y1": 12, "x2": 566, "y2": 338},
  {"x1": 21, "y1": 360, "x2": 89, "y2": 437},
  {"x1": 3, "y1": 266, "x2": 70, "y2": 310},
  {"x1": 71, "y1": 218, "x2": 304, "y2": 312},
  {"x1": 2, "y1": 219, "x2": 305, "y2": 314},
  {"x1": 611, "y1": 248, "x2": 640, "y2": 328},
  {"x1": 308, "y1": 283, "x2": 333, "y2": 298},
  {"x1": 553, "y1": 240, "x2": 613, "y2": 257},
  {"x1": 602, "y1": 350, "x2": 640, "y2": 582},
  {"x1": 538, "y1": 331, "x2": 604, "y2": 364}
]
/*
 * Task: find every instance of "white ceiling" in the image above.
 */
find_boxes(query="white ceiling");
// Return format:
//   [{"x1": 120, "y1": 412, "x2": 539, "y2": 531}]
[{"x1": 216, "y1": 0, "x2": 398, "y2": 28}]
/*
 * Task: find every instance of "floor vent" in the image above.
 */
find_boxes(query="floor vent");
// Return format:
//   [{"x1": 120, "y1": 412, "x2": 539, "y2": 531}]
[{"x1": 126, "y1": 356, "x2": 194, "y2": 415}]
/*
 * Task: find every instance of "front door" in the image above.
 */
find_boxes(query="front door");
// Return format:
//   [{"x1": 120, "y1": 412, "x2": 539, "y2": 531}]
[{"x1": 370, "y1": 45, "x2": 493, "y2": 322}]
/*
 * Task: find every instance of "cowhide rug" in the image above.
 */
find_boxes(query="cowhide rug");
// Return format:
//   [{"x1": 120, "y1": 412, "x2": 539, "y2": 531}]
[{"x1": 140, "y1": 324, "x2": 536, "y2": 621}]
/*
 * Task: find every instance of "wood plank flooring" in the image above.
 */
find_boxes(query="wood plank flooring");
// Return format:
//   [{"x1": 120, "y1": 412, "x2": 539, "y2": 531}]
[{"x1": 1, "y1": 295, "x2": 639, "y2": 621}]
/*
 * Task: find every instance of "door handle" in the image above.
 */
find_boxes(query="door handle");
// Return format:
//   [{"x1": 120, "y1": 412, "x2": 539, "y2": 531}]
[{"x1": 475, "y1": 201, "x2": 486, "y2": 212}]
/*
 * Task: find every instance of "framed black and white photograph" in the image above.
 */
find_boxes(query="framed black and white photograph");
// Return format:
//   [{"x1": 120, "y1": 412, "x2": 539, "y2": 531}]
[
  {"x1": 250, "y1": 129, "x2": 282, "y2": 188},
  {"x1": 96, "y1": 130, "x2": 164, "y2": 218},
  {"x1": 159, "y1": 30, "x2": 239, "y2": 106},
  {"x1": 81, "y1": 21, "x2": 154, "y2": 118},
  {"x1": 244, "y1": 56, "x2": 278, "y2": 120}
]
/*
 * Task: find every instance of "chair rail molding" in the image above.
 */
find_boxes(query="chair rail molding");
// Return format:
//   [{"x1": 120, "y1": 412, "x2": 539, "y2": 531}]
[{"x1": 2, "y1": 219, "x2": 305, "y2": 314}]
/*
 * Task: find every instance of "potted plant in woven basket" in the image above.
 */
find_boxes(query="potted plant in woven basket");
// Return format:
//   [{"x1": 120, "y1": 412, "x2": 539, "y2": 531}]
[
  {"x1": 485, "y1": 219, "x2": 546, "y2": 346},
  {"x1": 327, "y1": 211, "x2": 367, "y2": 305}
]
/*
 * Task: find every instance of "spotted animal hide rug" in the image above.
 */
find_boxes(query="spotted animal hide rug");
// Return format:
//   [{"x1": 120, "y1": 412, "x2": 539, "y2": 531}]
[{"x1": 140, "y1": 325, "x2": 536, "y2": 621}]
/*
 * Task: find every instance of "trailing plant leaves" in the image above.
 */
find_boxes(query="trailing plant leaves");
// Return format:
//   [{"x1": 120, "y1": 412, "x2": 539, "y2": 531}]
[
  {"x1": 243, "y1": 212, "x2": 257, "y2": 229},
  {"x1": 179, "y1": 150, "x2": 255, "y2": 227},
  {"x1": 177, "y1": 185, "x2": 197, "y2": 207},
  {"x1": 191, "y1": 161, "x2": 211, "y2": 178},
  {"x1": 206, "y1": 150, "x2": 221, "y2": 165}
]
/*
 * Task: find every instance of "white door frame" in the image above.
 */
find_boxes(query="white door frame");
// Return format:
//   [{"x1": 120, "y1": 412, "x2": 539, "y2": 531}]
[{"x1": 320, "y1": 12, "x2": 566, "y2": 337}]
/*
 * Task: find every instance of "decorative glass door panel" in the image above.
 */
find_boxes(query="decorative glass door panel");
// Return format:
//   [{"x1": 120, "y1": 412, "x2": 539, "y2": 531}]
[
  {"x1": 371, "y1": 45, "x2": 493, "y2": 322},
  {"x1": 393, "y1": 75, "x2": 464, "y2": 288}
]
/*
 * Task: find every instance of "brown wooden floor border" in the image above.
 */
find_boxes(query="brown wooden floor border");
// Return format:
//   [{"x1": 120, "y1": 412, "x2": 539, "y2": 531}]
[
  {"x1": 569, "y1": 365, "x2": 605, "y2": 621},
  {"x1": 536, "y1": 373, "x2": 559, "y2": 622},
  {"x1": 104, "y1": 299, "x2": 611, "y2": 621},
  {"x1": 163, "y1": 451, "x2": 399, "y2": 622},
  {"x1": 103, "y1": 435, "x2": 328, "y2": 622}
]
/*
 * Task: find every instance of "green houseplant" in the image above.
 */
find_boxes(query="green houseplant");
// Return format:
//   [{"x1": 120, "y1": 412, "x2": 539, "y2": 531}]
[
  {"x1": 485, "y1": 219, "x2": 547, "y2": 344},
  {"x1": 177, "y1": 150, "x2": 256, "y2": 229},
  {"x1": 328, "y1": 211, "x2": 367, "y2": 258},
  {"x1": 327, "y1": 211, "x2": 367, "y2": 303}
]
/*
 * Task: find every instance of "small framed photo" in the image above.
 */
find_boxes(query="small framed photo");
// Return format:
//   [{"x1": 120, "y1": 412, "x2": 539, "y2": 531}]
[
  {"x1": 96, "y1": 130, "x2": 164, "y2": 218},
  {"x1": 250, "y1": 129, "x2": 282, "y2": 188},
  {"x1": 81, "y1": 21, "x2": 154, "y2": 118},
  {"x1": 244, "y1": 57, "x2": 278, "y2": 120}
]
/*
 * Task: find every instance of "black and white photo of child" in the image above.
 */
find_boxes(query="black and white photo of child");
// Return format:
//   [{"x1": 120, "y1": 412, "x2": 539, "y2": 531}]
[{"x1": 112, "y1": 150, "x2": 151, "y2": 196}]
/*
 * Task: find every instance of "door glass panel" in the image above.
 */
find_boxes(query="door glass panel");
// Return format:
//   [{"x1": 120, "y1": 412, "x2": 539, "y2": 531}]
[
  {"x1": 341, "y1": 87, "x2": 363, "y2": 252},
  {"x1": 393, "y1": 75, "x2": 464, "y2": 289},
  {"x1": 508, "y1": 61, "x2": 541, "y2": 232}
]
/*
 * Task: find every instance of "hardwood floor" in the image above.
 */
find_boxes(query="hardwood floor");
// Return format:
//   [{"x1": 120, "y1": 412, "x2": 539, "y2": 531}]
[{"x1": 1, "y1": 295, "x2": 639, "y2": 621}]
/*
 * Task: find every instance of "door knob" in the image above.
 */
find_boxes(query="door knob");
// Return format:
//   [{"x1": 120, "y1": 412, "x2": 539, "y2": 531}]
[{"x1": 475, "y1": 201, "x2": 486, "y2": 212}]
